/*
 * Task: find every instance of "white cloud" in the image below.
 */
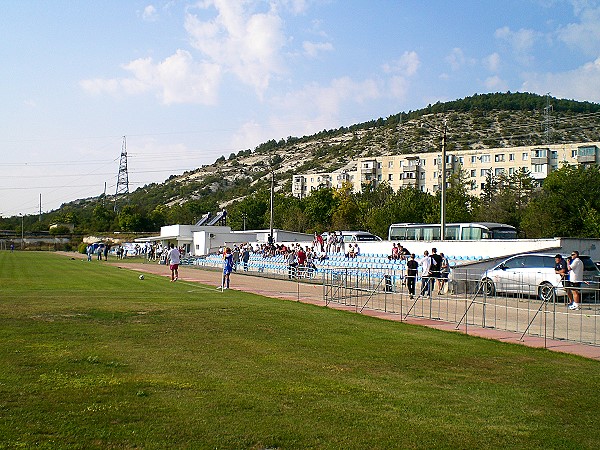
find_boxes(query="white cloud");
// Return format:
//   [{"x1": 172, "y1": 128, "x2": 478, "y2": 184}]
[
  {"x1": 184, "y1": 0, "x2": 287, "y2": 96},
  {"x1": 80, "y1": 50, "x2": 222, "y2": 105},
  {"x1": 495, "y1": 26, "x2": 537, "y2": 64},
  {"x1": 302, "y1": 41, "x2": 333, "y2": 58},
  {"x1": 381, "y1": 51, "x2": 420, "y2": 100},
  {"x1": 383, "y1": 51, "x2": 420, "y2": 76},
  {"x1": 521, "y1": 57, "x2": 600, "y2": 102},
  {"x1": 484, "y1": 75, "x2": 508, "y2": 91},
  {"x1": 82, "y1": 0, "x2": 293, "y2": 104},
  {"x1": 445, "y1": 48, "x2": 475, "y2": 71},
  {"x1": 231, "y1": 76, "x2": 382, "y2": 150},
  {"x1": 557, "y1": 4, "x2": 600, "y2": 56},
  {"x1": 483, "y1": 52, "x2": 501, "y2": 72},
  {"x1": 142, "y1": 5, "x2": 158, "y2": 22}
]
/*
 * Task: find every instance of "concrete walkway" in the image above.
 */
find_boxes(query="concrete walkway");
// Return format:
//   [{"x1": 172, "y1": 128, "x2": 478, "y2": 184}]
[{"x1": 110, "y1": 258, "x2": 600, "y2": 361}]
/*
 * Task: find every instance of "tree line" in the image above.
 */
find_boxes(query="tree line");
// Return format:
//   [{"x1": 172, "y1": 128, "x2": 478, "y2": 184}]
[{"x1": 3, "y1": 164, "x2": 600, "y2": 240}]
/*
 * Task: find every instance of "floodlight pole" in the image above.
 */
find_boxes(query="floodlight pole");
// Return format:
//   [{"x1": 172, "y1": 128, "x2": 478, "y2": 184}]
[
  {"x1": 21, "y1": 214, "x2": 24, "y2": 250},
  {"x1": 269, "y1": 167, "x2": 274, "y2": 245},
  {"x1": 441, "y1": 120, "x2": 447, "y2": 241}
]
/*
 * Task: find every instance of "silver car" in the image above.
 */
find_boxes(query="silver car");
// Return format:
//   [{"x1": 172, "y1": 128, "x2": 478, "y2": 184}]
[{"x1": 479, "y1": 253, "x2": 600, "y2": 301}]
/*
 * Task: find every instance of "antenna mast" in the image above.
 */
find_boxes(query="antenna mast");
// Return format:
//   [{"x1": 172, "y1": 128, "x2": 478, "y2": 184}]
[{"x1": 114, "y1": 136, "x2": 129, "y2": 212}]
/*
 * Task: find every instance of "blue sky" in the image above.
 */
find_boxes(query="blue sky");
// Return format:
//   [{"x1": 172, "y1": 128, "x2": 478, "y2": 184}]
[{"x1": 1, "y1": 0, "x2": 600, "y2": 217}]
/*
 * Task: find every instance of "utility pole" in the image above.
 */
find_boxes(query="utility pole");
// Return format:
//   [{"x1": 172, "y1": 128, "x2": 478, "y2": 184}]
[
  {"x1": 440, "y1": 120, "x2": 447, "y2": 241},
  {"x1": 114, "y1": 136, "x2": 129, "y2": 212},
  {"x1": 269, "y1": 169, "x2": 274, "y2": 245},
  {"x1": 544, "y1": 93, "x2": 553, "y2": 145}
]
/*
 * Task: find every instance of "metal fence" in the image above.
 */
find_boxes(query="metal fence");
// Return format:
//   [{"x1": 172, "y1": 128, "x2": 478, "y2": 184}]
[{"x1": 322, "y1": 266, "x2": 600, "y2": 347}]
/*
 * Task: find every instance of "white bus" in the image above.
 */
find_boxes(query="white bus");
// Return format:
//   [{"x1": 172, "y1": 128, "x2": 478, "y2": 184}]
[{"x1": 388, "y1": 222, "x2": 517, "y2": 241}]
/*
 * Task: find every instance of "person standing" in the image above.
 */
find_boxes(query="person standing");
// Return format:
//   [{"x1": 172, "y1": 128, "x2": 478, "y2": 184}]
[
  {"x1": 567, "y1": 250, "x2": 583, "y2": 310},
  {"x1": 438, "y1": 252, "x2": 450, "y2": 294},
  {"x1": 167, "y1": 243, "x2": 181, "y2": 282},
  {"x1": 420, "y1": 250, "x2": 432, "y2": 297},
  {"x1": 221, "y1": 247, "x2": 234, "y2": 289},
  {"x1": 430, "y1": 248, "x2": 442, "y2": 293},
  {"x1": 554, "y1": 254, "x2": 568, "y2": 302},
  {"x1": 406, "y1": 253, "x2": 419, "y2": 299},
  {"x1": 242, "y1": 245, "x2": 250, "y2": 272}
]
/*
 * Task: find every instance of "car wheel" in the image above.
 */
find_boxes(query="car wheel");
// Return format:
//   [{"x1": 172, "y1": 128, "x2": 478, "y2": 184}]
[
  {"x1": 538, "y1": 282, "x2": 556, "y2": 302},
  {"x1": 480, "y1": 278, "x2": 495, "y2": 296}
]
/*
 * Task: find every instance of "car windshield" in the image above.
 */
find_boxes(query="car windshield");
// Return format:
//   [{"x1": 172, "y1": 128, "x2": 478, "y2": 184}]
[{"x1": 580, "y1": 256, "x2": 598, "y2": 272}]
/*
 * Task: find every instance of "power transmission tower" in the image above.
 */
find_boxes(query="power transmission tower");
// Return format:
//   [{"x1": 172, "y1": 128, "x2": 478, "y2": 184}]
[{"x1": 114, "y1": 136, "x2": 129, "y2": 212}]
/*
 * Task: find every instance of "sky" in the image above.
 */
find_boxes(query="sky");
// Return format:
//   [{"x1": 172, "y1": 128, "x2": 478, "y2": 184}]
[{"x1": 1, "y1": 0, "x2": 600, "y2": 218}]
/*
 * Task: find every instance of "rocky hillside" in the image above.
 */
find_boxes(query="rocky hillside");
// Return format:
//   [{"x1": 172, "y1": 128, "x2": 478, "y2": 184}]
[{"x1": 69, "y1": 92, "x2": 600, "y2": 213}]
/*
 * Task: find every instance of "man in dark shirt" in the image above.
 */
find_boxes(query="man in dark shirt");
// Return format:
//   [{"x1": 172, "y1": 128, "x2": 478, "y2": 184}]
[
  {"x1": 430, "y1": 248, "x2": 443, "y2": 287},
  {"x1": 554, "y1": 254, "x2": 568, "y2": 299},
  {"x1": 406, "y1": 253, "x2": 419, "y2": 299}
]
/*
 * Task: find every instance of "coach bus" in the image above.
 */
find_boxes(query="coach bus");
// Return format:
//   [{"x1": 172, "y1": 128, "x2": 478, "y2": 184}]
[{"x1": 388, "y1": 222, "x2": 517, "y2": 241}]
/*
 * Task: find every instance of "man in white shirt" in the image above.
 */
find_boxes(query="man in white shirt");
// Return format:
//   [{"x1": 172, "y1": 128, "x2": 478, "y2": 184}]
[
  {"x1": 567, "y1": 250, "x2": 584, "y2": 310},
  {"x1": 167, "y1": 243, "x2": 181, "y2": 282},
  {"x1": 420, "y1": 250, "x2": 432, "y2": 297}
]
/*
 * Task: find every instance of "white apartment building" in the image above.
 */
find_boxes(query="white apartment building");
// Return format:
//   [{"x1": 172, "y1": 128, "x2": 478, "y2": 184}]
[{"x1": 291, "y1": 142, "x2": 600, "y2": 198}]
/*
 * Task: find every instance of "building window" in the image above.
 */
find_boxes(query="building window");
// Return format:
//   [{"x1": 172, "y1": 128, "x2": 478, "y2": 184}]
[
  {"x1": 509, "y1": 153, "x2": 515, "y2": 161},
  {"x1": 533, "y1": 148, "x2": 547, "y2": 158},
  {"x1": 572, "y1": 150, "x2": 577, "y2": 158},
  {"x1": 480, "y1": 168, "x2": 490, "y2": 177},
  {"x1": 458, "y1": 157, "x2": 464, "y2": 164},
  {"x1": 433, "y1": 171, "x2": 438, "y2": 179},
  {"x1": 533, "y1": 164, "x2": 544, "y2": 173},
  {"x1": 388, "y1": 161, "x2": 393, "y2": 168},
  {"x1": 470, "y1": 169, "x2": 476, "y2": 177},
  {"x1": 481, "y1": 155, "x2": 491, "y2": 163},
  {"x1": 495, "y1": 168, "x2": 504, "y2": 176},
  {"x1": 388, "y1": 174, "x2": 393, "y2": 181},
  {"x1": 551, "y1": 151, "x2": 558, "y2": 159},
  {"x1": 522, "y1": 153, "x2": 528, "y2": 160},
  {"x1": 495, "y1": 154, "x2": 505, "y2": 162},
  {"x1": 509, "y1": 167, "x2": 514, "y2": 175},
  {"x1": 471, "y1": 156, "x2": 477, "y2": 163}
]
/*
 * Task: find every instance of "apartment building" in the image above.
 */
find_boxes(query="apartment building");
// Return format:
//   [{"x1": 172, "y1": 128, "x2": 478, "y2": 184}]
[{"x1": 291, "y1": 142, "x2": 600, "y2": 198}]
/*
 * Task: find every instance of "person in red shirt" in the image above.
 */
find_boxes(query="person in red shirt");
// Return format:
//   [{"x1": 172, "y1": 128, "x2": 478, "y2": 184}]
[{"x1": 297, "y1": 246, "x2": 307, "y2": 266}]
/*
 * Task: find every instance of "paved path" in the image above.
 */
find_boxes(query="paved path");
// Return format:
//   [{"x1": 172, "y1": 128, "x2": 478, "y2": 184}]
[{"x1": 100, "y1": 257, "x2": 600, "y2": 361}]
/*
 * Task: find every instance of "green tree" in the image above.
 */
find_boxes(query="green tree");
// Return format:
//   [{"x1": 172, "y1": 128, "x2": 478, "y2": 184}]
[
  {"x1": 331, "y1": 184, "x2": 361, "y2": 231},
  {"x1": 302, "y1": 188, "x2": 339, "y2": 231},
  {"x1": 521, "y1": 165, "x2": 600, "y2": 238},
  {"x1": 118, "y1": 206, "x2": 147, "y2": 232},
  {"x1": 92, "y1": 205, "x2": 116, "y2": 232},
  {"x1": 444, "y1": 169, "x2": 478, "y2": 223}
]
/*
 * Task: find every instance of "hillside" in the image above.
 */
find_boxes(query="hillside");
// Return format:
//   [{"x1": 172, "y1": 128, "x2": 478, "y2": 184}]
[
  {"x1": 40, "y1": 92, "x2": 600, "y2": 232},
  {"x1": 124, "y1": 92, "x2": 600, "y2": 207}
]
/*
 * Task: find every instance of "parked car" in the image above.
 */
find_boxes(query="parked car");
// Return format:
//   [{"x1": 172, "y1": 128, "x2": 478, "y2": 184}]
[{"x1": 479, "y1": 253, "x2": 600, "y2": 301}]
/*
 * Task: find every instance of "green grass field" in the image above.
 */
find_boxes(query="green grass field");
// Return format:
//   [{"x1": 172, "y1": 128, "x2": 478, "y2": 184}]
[{"x1": 1, "y1": 252, "x2": 599, "y2": 449}]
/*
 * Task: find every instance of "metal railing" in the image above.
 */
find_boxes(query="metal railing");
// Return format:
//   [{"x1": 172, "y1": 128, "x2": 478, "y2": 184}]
[{"x1": 322, "y1": 266, "x2": 600, "y2": 347}]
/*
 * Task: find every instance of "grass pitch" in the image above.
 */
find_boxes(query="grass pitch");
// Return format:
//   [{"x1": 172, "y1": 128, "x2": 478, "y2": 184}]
[{"x1": 0, "y1": 251, "x2": 599, "y2": 449}]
